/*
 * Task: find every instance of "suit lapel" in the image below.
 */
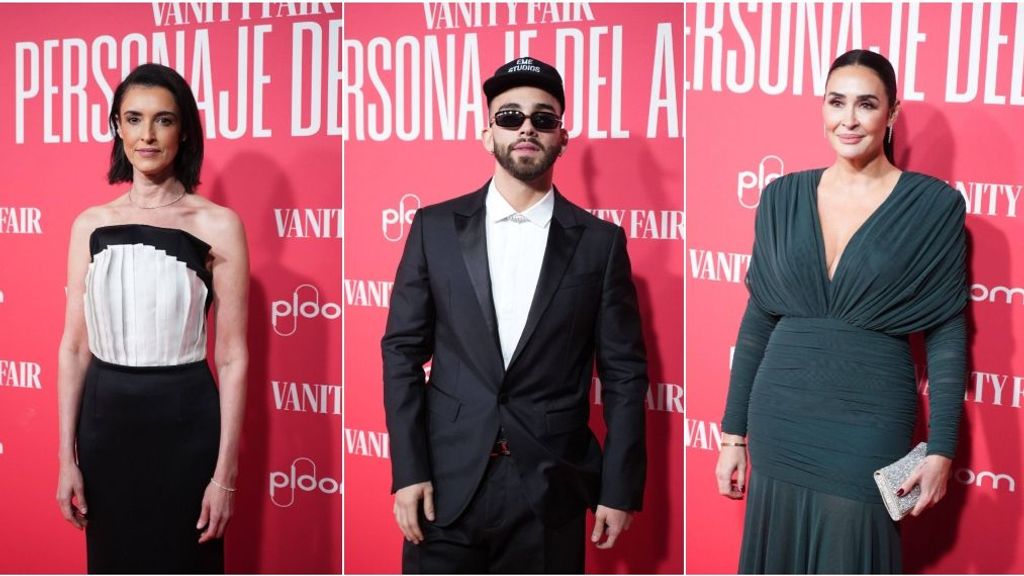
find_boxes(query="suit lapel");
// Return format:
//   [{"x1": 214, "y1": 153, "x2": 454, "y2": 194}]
[
  {"x1": 507, "y1": 191, "x2": 583, "y2": 370},
  {"x1": 454, "y1": 186, "x2": 505, "y2": 374}
]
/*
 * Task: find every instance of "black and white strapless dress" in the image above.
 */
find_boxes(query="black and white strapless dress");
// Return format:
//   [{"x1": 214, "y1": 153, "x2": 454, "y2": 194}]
[{"x1": 77, "y1": 224, "x2": 223, "y2": 574}]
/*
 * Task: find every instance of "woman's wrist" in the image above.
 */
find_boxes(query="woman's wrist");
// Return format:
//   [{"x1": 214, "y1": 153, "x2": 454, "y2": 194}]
[
  {"x1": 210, "y1": 478, "x2": 237, "y2": 493},
  {"x1": 212, "y1": 466, "x2": 238, "y2": 486},
  {"x1": 721, "y1": 433, "x2": 747, "y2": 448}
]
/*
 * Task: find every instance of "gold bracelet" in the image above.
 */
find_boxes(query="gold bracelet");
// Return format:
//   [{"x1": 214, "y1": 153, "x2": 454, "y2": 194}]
[
  {"x1": 210, "y1": 478, "x2": 237, "y2": 493},
  {"x1": 721, "y1": 442, "x2": 747, "y2": 447}
]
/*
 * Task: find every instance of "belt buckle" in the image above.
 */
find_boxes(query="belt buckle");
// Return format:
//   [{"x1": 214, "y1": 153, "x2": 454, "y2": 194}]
[{"x1": 490, "y1": 438, "x2": 511, "y2": 457}]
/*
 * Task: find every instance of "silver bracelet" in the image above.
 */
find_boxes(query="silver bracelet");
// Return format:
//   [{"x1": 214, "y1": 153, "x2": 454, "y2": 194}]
[{"x1": 210, "y1": 478, "x2": 237, "y2": 493}]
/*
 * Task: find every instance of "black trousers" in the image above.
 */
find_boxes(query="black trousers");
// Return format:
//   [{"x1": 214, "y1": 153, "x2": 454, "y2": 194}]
[{"x1": 402, "y1": 455, "x2": 586, "y2": 574}]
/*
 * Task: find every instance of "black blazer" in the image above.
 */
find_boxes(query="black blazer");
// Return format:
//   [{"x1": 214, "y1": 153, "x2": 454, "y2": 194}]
[{"x1": 382, "y1": 182, "x2": 648, "y2": 528}]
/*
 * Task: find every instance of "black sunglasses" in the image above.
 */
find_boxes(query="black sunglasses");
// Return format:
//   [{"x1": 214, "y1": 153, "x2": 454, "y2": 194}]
[{"x1": 491, "y1": 109, "x2": 562, "y2": 131}]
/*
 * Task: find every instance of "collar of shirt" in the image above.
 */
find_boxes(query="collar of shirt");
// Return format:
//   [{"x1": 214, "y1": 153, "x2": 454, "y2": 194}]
[{"x1": 486, "y1": 181, "x2": 555, "y2": 228}]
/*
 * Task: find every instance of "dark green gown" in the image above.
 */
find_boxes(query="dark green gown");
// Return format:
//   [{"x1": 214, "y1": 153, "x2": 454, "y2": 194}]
[{"x1": 723, "y1": 169, "x2": 968, "y2": 574}]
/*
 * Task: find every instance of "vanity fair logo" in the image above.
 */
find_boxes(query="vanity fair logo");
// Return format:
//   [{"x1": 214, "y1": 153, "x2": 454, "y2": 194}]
[
  {"x1": 737, "y1": 155, "x2": 784, "y2": 209},
  {"x1": 343, "y1": 279, "x2": 393, "y2": 308},
  {"x1": 382, "y1": 194, "x2": 421, "y2": 242},
  {"x1": 269, "y1": 457, "x2": 342, "y2": 507},
  {"x1": 271, "y1": 284, "x2": 341, "y2": 336},
  {"x1": 0, "y1": 360, "x2": 42, "y2": 389},
  {"x1": 688, "y1": 248, "x2": 751, "y2": 283},
  {"x1": 962, "y1": 371, "x2": 1024, "y2": 408},
  {"x1": 272, "y1": 380, "x2": 341, "y2": 415},
  {"x1": 954, "y1": 468, "x2": 1016, "y2": 492},
  {"x1": 0, "y1": 206, "x2": 42, "y2": 234},
  {"x1": 274, "y1": 208, "x2": 343, "y2": 239},
  {"x1": 592, "y1": 377, "x2": 684, "y2": 414},
  {"x1": 971, "y1": 283, "x2": 1024, "y2": 305},
  {"x1": 586, "y1": 209, "x2": 684, "y2": 240},
  {"x1": 685, "y1": 416, "x2": 722, "y2": 452},
  {"x1": 345, "y1": 427, "x2": 391, "y2": 459},
  {"x1": 953, "y1": 180, "x2": 1022, "y2": 218}
]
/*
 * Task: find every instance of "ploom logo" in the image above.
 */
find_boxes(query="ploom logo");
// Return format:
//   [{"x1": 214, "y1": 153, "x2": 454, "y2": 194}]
[
  {"x1": 269, "y1": 457, "x2": 342, "y2": 507},
  {"x1": 954, "y1": 468, "x2": 1016, "y2": 492},
  {"x1": 737, "y1": 155, "x2": 784, "y2": 209},
  {"x1": 383, "y1": 194, "x2": 421, "y2": 242},
  {"x1": 971, "y1": 284, "x2": 1024, "y2": 305},
  {"x1": 271, "y1": 284, "x2": 341, "y2": 336},
  {"x1": 0, "y1": 360, "x2": 42, "y2": 389},
  {"x1": 0, "y1": 207, "x2": 42, "y2": 234}
]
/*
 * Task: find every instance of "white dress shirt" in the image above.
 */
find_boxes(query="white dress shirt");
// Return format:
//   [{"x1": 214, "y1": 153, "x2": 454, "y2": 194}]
[{"x1": 485, "y1": 181, "x2": 554, "y2": 368}]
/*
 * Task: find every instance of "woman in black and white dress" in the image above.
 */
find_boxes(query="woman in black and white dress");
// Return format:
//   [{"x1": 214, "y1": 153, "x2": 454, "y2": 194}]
[{"x1": 55, "y1": 63, "x2": 249, "y2": 574}]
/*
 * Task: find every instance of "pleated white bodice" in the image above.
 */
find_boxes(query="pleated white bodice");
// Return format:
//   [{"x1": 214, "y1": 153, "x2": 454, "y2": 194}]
[{"x1": 85, "y1": 224, "x2": 213, "y2": 367}]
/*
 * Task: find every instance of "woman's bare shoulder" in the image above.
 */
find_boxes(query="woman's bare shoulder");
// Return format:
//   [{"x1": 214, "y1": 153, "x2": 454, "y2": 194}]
[
  {"x1": 190, "y1": 195, "x2": 246, "y2": 246},
  {"x1": 71, "y1": 200, "x2": 125, "y2": 237}
]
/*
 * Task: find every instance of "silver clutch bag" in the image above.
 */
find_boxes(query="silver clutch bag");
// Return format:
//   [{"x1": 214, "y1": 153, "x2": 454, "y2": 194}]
[{"x1": 873, "y1": 441, "x2": 927, "y2": 521}]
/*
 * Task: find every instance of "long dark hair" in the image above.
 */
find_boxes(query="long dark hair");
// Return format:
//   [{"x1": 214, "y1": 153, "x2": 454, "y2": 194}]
[
  {"x1": 107, "y1": 63, "x2": 204, "y2": 193},
  {"x1": 826, "y1": 49, "x2": 898, "y2": 164}
]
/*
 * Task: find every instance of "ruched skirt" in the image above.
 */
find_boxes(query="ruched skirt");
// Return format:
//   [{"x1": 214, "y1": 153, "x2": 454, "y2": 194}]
[
  {"x1": 741, "y1": 317, "x2": 915, "y2": 573},
  {"x1": 76, "y1": 357, "x2": 223, "y2": 574}
]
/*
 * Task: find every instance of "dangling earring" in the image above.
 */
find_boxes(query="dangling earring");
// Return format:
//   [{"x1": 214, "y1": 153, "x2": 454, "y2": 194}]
[{"x1": 886, "y1": 125, "x2": 893, "y2": 144}]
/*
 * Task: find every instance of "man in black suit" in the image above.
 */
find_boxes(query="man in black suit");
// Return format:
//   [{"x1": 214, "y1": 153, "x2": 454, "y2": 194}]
[{"x1": 382, "y1": 57, "x2": 648, "y2": 574}]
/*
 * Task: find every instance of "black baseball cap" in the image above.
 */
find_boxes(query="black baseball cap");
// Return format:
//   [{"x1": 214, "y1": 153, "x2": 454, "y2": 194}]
[{"x1": 483, "y1": 57, "x2": 565, "y2": 114}]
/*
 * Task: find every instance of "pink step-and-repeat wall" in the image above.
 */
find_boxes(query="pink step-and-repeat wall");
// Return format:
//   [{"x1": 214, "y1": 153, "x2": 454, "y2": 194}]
[
  {"x1": 0, "y1": 3, "x2": 341, "y2": 572},
  {"x1": 342, "y1": 2, "x2": 683, "y2": 573},
  {"x1": 686, "y1": 2, "x2": 1023, "y2": 574}
]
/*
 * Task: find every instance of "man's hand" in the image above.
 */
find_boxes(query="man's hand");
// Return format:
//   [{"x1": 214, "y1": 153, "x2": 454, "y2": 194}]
[
  {"x1": 393, "y1": 481, "x2": 434, "y2": 544},
  {"x1": 591, "y1": 505, "x2": 634, "y2": 549}
]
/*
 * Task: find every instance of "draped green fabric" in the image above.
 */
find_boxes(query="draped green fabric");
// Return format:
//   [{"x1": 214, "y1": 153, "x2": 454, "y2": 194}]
[{"x1": 722, "y1": 169, "x2": 968, "y2": 574}]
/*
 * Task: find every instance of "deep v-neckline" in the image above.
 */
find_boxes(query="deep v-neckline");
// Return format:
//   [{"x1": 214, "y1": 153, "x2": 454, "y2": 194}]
[{"x1": 811, "y1": 169, "x2": 906, "y2": 285}]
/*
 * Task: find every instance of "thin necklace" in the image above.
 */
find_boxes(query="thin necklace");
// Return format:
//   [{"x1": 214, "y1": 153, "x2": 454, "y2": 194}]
[{"x1": 128, "y1": 186, "x2": 186, "y2": 209}]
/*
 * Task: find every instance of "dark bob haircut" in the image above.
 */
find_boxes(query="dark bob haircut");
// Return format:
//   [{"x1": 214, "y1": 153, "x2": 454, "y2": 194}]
[
  {"x1": 107, "y1": 63, "x2": 204, "y2": 193},
  {"x1": 826, "y1": 49, "x2": 898, "y2": 165}
]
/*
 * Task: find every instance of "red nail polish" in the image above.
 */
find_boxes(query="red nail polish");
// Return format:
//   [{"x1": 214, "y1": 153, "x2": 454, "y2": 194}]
[{"x1": 896, "y1": 488, "x2": 905, "y2": 497}]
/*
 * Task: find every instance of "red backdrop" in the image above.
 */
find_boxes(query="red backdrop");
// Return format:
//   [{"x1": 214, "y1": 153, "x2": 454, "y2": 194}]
[
  {"x1": 342, "y1": 3, "x2": 684, "y2": 573},
  {"x1": 0, "y1": 4, "x2": 341, "y2": 572},
  {"x1": 685, "y1": 2, "x2": 1024, "y2": 573}
]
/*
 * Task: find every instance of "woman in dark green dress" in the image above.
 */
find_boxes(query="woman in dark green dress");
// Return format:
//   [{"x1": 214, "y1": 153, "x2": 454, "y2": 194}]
[{"x1": 715, "y1": 50, "x2": 968, "y2": 573}]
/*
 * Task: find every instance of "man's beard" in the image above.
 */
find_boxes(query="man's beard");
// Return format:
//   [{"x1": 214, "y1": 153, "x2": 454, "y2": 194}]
[{"x1": 495, "y1": 138, "x2": 561, "y2": 182}]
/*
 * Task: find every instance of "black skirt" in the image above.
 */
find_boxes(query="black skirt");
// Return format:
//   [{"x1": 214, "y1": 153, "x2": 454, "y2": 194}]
[{"x1": 77, "y1": 357, "x2": 223, "y2": 574}]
